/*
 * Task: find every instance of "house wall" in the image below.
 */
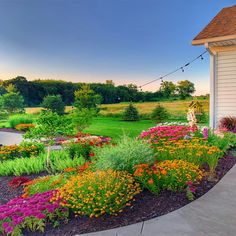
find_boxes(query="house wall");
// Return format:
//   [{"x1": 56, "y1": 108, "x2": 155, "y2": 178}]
[{"x1": 214, "y1": 49, "x2": 236, "y2": 127}]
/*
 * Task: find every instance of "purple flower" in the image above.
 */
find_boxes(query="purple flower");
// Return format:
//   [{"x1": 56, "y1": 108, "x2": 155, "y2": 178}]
[
  {"x1": 5, "y1": 226, "x2": 14, "y2": 233},
  {"x1": 202, "y1": 127, "x2": 208, "y2": 139}
]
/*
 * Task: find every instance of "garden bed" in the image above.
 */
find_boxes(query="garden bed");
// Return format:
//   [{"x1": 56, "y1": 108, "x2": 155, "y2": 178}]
[{"x1": 1, "y1": 149, "x2": 235, "y2": 236}]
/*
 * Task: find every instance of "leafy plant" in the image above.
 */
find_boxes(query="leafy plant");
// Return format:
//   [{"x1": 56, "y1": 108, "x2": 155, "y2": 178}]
[
  {"x1": 8, "y1": 114, "x2": 34, "y2": 128},
  {"x1": 219, "y1": 116, "x2": 236, "y2": 133},
  {"x1": 52, "y1": 170, "x2": 141, "y2": 217},
  {"x1": 8, "y1": 176, "x2": 30, "y2": 188},
  {"x1": 134, "y1": 160, "x2": 203, "y2": 194},
  {"x1": 122, "y1": 103, "x2": 140, "y2": 121},
  {"x1": 93, "y1": 136, "x2": 155, "y2": 173},
  {"x1": 23, "y1": 174, "x2": 67, "y2": 197},
  {"x1": 151, "y1": 104, "x2": 169, "y2": 123}
]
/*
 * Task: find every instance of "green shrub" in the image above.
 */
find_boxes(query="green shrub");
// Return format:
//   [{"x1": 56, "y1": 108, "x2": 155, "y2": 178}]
[
  {"x1": 8, "y1": 114, "x2": 34, "y2": 128},
  {"x1": 151, "y1": 104, "x2": 169, "y2": 123},
  {"x1": 64, "y1": 142, "x2": 92, "y2": 161},
  {"x1": 122, "y1": 103, "x2": 140, "y2": 121},
  {"x1": 41, "y1": 95, "x2": 65, "y2": 115},
  {"x1": 53, "y1": 170, "x2": 141, "y2": 217},
  {"x1": 93, "y1": 136, "x2": 155, "y2": 173}
]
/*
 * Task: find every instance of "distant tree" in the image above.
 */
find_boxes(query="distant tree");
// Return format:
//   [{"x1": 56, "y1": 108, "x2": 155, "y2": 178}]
[
  {"x1": 6, "y1": 84, "x2": 18, "y2": 93},
  {"x1": 151, "y1": 104, "x2": 169, "y2": 123},
  {"x1": 42, "y1": 95, "x2": 65, "y2": 115},
  {"x1": 74, "y1": 84, "x2": 102, "y2": 110},
  {"x1": 123, "y1": 103, "x2": 140, "y2": 121},
  {"x1": 160, "y1": 81, "x2": 176, "y2": 99},
  {"x1": 177, "y1": 80, "x2": 195, "y2": 99},
  {"x1": 0, "y1": 92, "x2": 24, "y2": 114},
  {"x1": 0, "y1": 86, "x2": 7, "y2": 95}
]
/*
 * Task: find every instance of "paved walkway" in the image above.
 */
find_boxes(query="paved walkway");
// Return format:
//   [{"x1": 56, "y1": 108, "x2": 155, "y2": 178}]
[
  {"x1": 0, "y1": 131, "x2": 23, "y2": 145},
  {"x1": 78, "y1": 164, "x2": 236, "y2": 236}
]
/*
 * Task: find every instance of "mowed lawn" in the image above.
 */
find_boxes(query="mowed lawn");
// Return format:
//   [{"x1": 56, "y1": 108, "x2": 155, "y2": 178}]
[{"x1": 84, "y1": 117, "x2": 156, "y2": 140}]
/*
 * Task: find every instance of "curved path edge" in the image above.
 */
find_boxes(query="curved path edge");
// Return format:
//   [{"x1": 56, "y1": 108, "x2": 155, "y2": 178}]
[{"x1": 77, "y1": 164, "x2": 236, "y2": 236}]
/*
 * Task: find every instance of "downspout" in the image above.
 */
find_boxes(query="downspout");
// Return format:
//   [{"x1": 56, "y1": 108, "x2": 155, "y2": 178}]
[{"x1": 205, "y1": 43, "x2": 217, "y2": 129}]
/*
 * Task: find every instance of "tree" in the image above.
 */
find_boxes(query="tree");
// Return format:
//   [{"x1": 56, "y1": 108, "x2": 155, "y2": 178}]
[
  {"x1": 160, "y1": 81, "x2": 176, "y2": 99},
  {"x1": 74, "y1": 84, "x2": 102, "y2": 110},
  {"x1": 0, "y1": 92, "x2": 24, "y2": 113},
  {"x1": 177, "y1": 80, "x2": 195, "y2": 99},
  {"x1": 151, "y1": 104, "x2": 169, "y2": 123},
  {"x1": 0, "y1": 86, "x2": 7, "y2": 96},
  {"x1": 123, "y1": 103, "x2": 140, "y2": 121},
  {"x1": 42, "y1": 95, "x2": 65, "y2": 115},
  {"x1": 24, "y1": 111, "x2": 75, "y2": 167}
]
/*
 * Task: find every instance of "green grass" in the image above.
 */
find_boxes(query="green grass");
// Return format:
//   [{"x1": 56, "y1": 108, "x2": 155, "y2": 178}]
[{"x1": 84, "y1": 117, "x2": 156, "y2": 140}]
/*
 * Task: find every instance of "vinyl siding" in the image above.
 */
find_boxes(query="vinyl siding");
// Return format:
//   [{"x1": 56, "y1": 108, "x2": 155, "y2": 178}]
[{"x1": 216, "y1": 50, "x2": 236, "y2": 125}]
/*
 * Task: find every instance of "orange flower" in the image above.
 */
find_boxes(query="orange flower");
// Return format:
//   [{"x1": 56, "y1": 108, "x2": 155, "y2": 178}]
[
  {"x1": 64, "y1": 167, "x2": 77, "y2": 173},
  {"x1": 148, "y1": 179, "x2": 154, "y2": 184},
  {"x1": 161, "y1": 170, "x2": 167, "y2": 175}
]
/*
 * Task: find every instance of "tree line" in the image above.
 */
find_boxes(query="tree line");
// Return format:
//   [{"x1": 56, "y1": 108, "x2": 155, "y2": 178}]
[{"x1": 0, "y1": 76, "x2": 197, "y2": 107}]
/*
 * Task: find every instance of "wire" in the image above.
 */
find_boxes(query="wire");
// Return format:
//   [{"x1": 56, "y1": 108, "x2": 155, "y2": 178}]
[{"x1": 139, "y1": 50, "x2": 207, "y2": 89}]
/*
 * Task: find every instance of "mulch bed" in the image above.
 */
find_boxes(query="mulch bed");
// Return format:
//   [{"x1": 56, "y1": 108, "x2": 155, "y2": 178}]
[{"x1": 0, "y1": 149, "x2": 235, "y2": 236}]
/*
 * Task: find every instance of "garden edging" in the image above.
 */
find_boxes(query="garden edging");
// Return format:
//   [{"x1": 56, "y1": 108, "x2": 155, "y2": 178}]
[{"x1": 78, "y1": 164, "x2": 236, "y2": 236}]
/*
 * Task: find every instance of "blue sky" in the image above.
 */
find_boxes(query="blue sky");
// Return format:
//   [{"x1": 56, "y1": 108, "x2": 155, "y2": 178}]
[{"x1": 0, "y1": 0, "x2": 234, "y2": 94}]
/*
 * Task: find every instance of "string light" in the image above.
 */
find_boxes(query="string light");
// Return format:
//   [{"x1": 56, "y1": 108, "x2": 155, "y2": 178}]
[{"x1": 139, "y1": 50, "x2": 207, "y2": 89}]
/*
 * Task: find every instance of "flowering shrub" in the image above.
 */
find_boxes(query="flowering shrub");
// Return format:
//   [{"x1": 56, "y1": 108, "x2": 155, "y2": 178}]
[
  {"x1": 15, "y1": 123, "x2": 35, "y2": 131},
  {"x1": 0, "y1": 190, "x2": 69, "y2": 235},
  {"x1": 134, "y1": 160, "x2": 203, "y2": 194},
  {"x1": 140, "y1": 125, "x2": 198, "y2": 143},
  {"x1": 8, "y1": 176, "x2": 30, "y2": 188},
  {"x1": 23, "y1": 174, "x2": 67, "y2": 198},
  {"x1": 0, "y1": 142, "x2": 44, "y2": 161},
  {"x1": 154, "y1": 138, "x2": 222, "y2": 172},
  {"x1": 52, "y1": 170, "x2": 141, "y2": 218}
]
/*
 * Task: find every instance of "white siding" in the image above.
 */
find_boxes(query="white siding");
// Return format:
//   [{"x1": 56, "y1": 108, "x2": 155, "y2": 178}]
[{"x1": 215, "y1": 50, "x2": 236, "y2": 126}]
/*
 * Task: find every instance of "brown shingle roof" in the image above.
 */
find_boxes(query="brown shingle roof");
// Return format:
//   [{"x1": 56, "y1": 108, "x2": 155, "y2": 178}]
[{"x1": 192, "y1": 5, "x2": 236, "y2": 45}]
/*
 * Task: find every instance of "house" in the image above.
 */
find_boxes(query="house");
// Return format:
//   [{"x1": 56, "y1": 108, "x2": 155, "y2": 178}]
[{"x1": 192, "y1": 5, "x2": 236, "y2": 128}]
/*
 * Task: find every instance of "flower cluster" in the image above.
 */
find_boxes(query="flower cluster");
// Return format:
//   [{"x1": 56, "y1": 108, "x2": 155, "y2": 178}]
[
  {"x1": 134, "y1": 160, "x2": 203, "y2": 193},
  {"x1": 15, "y1": 123, "x2": 35, "y2": 131},
  {"x1": 154, "y1": 138, "x2": 222, "y2": 172},
  {"x1": 0, "y1": 144, "x2": 41, "y2": 161},
  {"x1": 52, "y1": 170, "x2": 141, "y2": 218},
  {"x1": 140, "y1": 125, "x2": 198, "y2": 143},
  {"x1": 0, "y1": 190, "x2": 68, "y2": 235}
]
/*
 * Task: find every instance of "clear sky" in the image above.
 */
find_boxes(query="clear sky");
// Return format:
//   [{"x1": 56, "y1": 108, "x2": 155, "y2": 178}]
[{"x1": 0, "y1": 0, "x2": 234, "y2": 94}]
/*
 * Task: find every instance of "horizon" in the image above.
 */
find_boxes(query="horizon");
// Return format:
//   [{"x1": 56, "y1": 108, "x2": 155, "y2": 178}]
[{"x1": 0, "y1": 0, "x2": 234, "y2": 95}]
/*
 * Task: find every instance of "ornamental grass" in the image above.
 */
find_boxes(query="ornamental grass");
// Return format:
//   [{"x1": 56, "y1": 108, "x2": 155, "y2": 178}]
[
  {"x1": 52, "y1": 170, "x2": 142, "y2": 218},
  {"x1": 134, "y1": 160, "x2": 203, "y2": 194}
]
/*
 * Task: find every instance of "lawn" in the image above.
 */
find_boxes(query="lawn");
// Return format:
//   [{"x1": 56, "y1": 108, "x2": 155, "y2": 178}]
[{"x1": 84, "y1": 117, "x2": 156, "y2": 140}]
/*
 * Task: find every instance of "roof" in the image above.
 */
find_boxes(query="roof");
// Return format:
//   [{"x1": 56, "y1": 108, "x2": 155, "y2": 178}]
[{"x1": 192, "y1": 5, "x2": 236, "y2": 45}]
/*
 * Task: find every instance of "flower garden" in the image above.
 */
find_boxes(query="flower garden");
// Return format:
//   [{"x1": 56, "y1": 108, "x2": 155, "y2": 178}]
[{"x1": 0, "y1": 124, "x2": 236, "y2": 235}]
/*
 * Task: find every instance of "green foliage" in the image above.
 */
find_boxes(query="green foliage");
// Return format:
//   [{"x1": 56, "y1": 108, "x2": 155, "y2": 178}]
[
  {"x1": 177, "y1": 80, "x2": 195, "y2": 99},
  {"x1": 0, "y1": 149, "x2": 85, "y2": 176},
  {"x1": 122, "y1": 103, "x2": 140, "y2": 121},
  {"x1": 0, "y1": 92, "x2": 25, "y2": 114},
  {"x1": 23, "y1": 174, "x2": 68, "y2": 197},
  {"x1": 8, "y1": 114, "x2": 34, "y2": 128},
  {"x1": 74, "y1": 84, "x2": 101, "y2": 110},
  {"x1": 41, "y1": 95, "x2": 65, "y2": 115},
  {"x1": 70, "y1": 108, "x2": 96, "y2": 132},
  {"x1": 151, "y1": 104, "x2": 169, "y2": 123},
  {"x1": 24, "y1": 111, "x2": 74, "y2": 144},
  {"x1": 160, "y1": 81, "x2": 176, "y2": 98},
  {"x1": 93, "y1": 136, "x2": 155, "y2": 173},
  {"x1": 64, "y1": 141, "x2": 92, "y2": 161}
]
